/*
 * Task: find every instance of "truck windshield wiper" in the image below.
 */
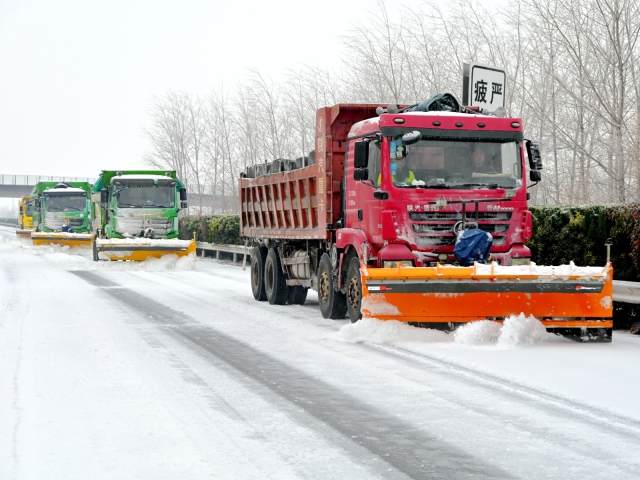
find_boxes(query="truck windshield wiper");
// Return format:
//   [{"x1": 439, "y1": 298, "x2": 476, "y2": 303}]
[
  {"x1": 458, "y1": 183, "x2": 499, "y2": 189},
  {"x1": 416, "y1": 184, "x2": 451, "y2": 189}
]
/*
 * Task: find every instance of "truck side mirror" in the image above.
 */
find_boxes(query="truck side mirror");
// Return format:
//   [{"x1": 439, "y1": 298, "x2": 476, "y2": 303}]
[
  {"x1": 179, "y1": 188, "x2": 187, "y2": 201},
  {"x1": 100, "y1": 189, "x2": 108, "y2": 204},
  {"x1": 354, "y1": 141, "x2": 369, "y2": 168},
  {"x1": 402, "y1": 130, "x2": 421, "y2": 145},
  {"x1": 526, "y1": 140, "x2": 543, "y2": 171},
  {"x1": 526, "y1": 140, "x2": 543, "y2": 182},
  {"x1": 354, "y1": 168, "x2": 369, "y2": 181}
]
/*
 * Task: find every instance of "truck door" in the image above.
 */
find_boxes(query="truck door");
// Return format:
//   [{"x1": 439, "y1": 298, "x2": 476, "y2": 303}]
[{"x1": 344, "y1": 138, "x2": 384, "y2": 246}]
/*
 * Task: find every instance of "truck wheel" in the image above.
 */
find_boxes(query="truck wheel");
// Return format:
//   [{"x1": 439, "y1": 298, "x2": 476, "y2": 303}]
[
  {"x1": 288, "y1": 286, "x2": 308, "y2": 305},
  {"x1": 318, "y1": 254, "x2": 347, "y2": 319},
  {"x1": 251, "y1": 246, "x2": 268, "y2": 301},
  {"x1": 346, "y1": 257, "x2": 363, "y2": 323},
  {"x1": 265, "y1": 248, "x2": 288, "y2": 305}
]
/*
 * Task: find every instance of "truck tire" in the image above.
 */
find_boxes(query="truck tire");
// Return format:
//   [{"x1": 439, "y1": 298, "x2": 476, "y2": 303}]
[
  {"x1": 346, "y1": 257, "x2": 363, "y2": 322},
  {"x1": 287, "y1": 286, "x2": 308, "y2": 305},
  {"x1": 318, "y1": 254, "x2": 347, "y2": 319},
  {"x1": 265, "y1": 248, "x2": 288, "y2": 305},
  {"x1": 251, "y1": 246, "x2": 268, "y2": 301}
]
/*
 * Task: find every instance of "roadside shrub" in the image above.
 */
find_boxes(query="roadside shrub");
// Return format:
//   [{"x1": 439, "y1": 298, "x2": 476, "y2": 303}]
[
  {"x1": 179, "y1": 215, "x2": 242, "y2": 245},
  {"x1": 207, "y1": 215, "x2": 241, "y2": 245},
  {"x1": 528, "y1": 204, "x2": 639, "y2": 281}
]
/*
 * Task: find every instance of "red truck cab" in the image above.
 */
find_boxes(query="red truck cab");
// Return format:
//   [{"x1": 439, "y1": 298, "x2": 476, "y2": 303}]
[{"x1": 337, "y1": 109, "x2": 534, "y2": 268}]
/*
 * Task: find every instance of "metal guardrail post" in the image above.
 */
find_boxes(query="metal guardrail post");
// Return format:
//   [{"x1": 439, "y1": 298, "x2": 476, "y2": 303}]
[{"x1": 605, "y1": 238, "x2": 613, "y2": 264}]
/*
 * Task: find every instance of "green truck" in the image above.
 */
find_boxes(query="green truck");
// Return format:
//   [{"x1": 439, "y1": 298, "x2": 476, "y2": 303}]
[
  {"x1": 91, "y1": 170, "x2": 195, "y2": 261},
  {"x1": 30, "y1": 181, "x2": 94, "y2": 247}
]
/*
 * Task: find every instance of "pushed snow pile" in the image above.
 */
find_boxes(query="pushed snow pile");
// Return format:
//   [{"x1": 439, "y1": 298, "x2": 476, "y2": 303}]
[
  {"x1": 334, "y1": 318, "x2": 450, "y2": 344},
  {"x1": 454, "y1": 320, "x2": 502, "y2": 345},
  {"x1": 333, "y1": 315, "x2": 561, "y2": 348},
  {"x1": 453, "y1": 314, "x2": 559, "y2": 346},
  {"x1": 498, "y1": 313, "x2": 558, "y2": 345}
]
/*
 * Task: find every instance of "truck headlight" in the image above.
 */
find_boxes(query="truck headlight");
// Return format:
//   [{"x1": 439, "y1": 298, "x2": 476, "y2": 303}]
[
  {"x1": 511, "y1": 258, "x2": 531, "y2": 266},
  {"x1": 383, "y1": 260, "x2": 413, "y2": 268}
]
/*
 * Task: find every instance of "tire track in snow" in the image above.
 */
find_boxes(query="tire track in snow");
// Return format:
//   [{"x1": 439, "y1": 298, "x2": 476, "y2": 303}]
[
  {"x1": 368, "y1": 343, "x2": 640, "y2": 439},
  {"x1": 73, "y1": 270, "x2": 511, "y2": 480}
]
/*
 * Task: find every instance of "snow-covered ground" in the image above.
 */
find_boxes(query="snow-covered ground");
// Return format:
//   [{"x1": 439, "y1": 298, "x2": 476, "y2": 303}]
[{"x1": 1, "y1": 225, "x2": 639, "y2": 479}]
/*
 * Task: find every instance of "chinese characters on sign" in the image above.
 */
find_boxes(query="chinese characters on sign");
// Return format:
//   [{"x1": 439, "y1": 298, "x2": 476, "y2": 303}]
[
  {"x1": 463, "y1": 63, "x2": 506, "y2": 113},
  {"x1": 472, "y1": 80, "x2": 504, "y2": 104}
]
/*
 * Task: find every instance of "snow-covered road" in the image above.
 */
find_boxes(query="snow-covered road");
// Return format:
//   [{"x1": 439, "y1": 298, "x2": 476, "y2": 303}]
[{"x1": 1, "y1": 225, "x2": 639, "y2": 479}]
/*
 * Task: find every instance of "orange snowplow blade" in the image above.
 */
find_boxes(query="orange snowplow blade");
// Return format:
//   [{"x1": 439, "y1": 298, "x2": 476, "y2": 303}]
[
  {"x1": 94, "y1": 238, "x2": 196, "y2": 261},
  {"x1": 31, "y1": 232, "x2": 94, "y2": 248},
  {"x1": 15, "y1": 229, "x2": 33, "y2": 238},
  {"x1": 361, "y1": 263, "x2": 613, "y2": 329}
]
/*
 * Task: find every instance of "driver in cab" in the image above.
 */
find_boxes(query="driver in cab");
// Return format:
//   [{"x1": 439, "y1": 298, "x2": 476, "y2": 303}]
[
  {"x1": 470, "y1": 144, "x2": 496, "y2": 173},
  {"x1": 378, "y1": 145, "x2": 416, "y2": 184}
]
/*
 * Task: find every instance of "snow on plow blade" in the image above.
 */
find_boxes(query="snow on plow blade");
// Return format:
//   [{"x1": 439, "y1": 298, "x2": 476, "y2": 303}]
[
  {"x1": 361, "y1": 262, "x2": 613, "y2": 333},
  {"x1": 93, "y1": 238, "x2": 196, "y2": 261},
  {"x1": 31, "y1": 232, "x2": 94, "y2": 248}
]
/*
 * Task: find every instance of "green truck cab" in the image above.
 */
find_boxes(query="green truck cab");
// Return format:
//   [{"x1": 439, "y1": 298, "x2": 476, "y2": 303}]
[
  {"x1": 31, "y1": 182, "x2": 92, "y2": 233},
  {"x1": 91, "y1": 170, "x2": 187, "y2": 240}
]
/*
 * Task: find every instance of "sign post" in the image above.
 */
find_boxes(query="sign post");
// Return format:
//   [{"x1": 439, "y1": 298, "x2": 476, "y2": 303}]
[{"x1": 462, "y1": 63, "x2": 506, "y2": 113}]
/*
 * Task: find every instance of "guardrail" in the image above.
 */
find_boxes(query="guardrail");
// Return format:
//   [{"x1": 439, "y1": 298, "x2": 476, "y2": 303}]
[
  {"x1": 0, "y1": 218, "x2": 17, "y2": 227},
  {"x1": 196, "y1": 242, "x2": 249, "y2": 264},
  {"x1": 613, "y1": 280, "x2": 640, "y2": 305}
]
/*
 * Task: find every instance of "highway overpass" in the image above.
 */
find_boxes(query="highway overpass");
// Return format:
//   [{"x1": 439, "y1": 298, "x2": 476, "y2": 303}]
[
  {"x1": 0, "y1": 174, "x2": 237, "y2": 213},
  {"x1": 0, "y1": 174, "x2": 95, "y2": 198}
]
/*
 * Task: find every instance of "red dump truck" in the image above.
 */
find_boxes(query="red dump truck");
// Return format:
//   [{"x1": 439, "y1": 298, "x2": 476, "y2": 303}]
[{"x1": 239, "y1": 98, "x2": 612, "y2": 340}]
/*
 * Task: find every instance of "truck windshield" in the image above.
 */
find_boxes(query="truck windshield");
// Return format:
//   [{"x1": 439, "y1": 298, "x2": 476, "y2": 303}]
[
  {"x1": 386, "y1": 137, "x2": 522, "y2": 189},
  {"x1": 116, "y1": 185, "x2": 175, "y2": 208},
  {"x1": 45, "y1": 195, "x2": 86, "y2": 212}
]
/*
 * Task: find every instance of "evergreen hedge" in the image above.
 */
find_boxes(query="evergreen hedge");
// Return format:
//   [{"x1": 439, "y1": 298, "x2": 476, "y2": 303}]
[
  {"x1": 529, "y1": 205, "x2": 640, "y2": 282},
  {"x1": 179, "y1": 215, "x2": 242, "y2": 245}
]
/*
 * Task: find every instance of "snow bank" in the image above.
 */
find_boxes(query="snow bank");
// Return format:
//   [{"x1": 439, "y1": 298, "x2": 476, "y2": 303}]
[
  {"x1": 334, "y1": 314, "x2": 561, "y2": 348},
  {"x1": 453, "y1": 320, "x2": 502, "y2": 345},
  {"x1": 498, "y1": 313, "x2": 561, "y2": 345},
  {"x1": 334, "y1": 319, "x2": 451, "y2": 344}
]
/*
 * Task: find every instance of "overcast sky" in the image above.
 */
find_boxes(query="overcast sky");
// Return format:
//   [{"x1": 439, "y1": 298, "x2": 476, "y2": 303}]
[{"x1": 0, "y1": 0, "x2": 502, "y2": 208}]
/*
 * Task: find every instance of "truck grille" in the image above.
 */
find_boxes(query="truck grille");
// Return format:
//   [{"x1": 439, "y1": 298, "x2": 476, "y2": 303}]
[
  {"x1": 409, "y1": 212, "x2": 512, "y2": 221},
  {"x1": 44, "y1": 216, "x2": 85, "y2": 230},
  {"x1": 409, "y1": 212, "x2": 511, "y2": 248},
  {"x1": 115, "y1": 216, "x2": 172, "y2": 236}
]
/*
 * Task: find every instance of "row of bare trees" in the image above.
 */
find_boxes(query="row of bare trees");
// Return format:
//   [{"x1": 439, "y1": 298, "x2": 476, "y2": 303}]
[{"x1": 143, "y1": 0, "x2": 640, "y2": 212}]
